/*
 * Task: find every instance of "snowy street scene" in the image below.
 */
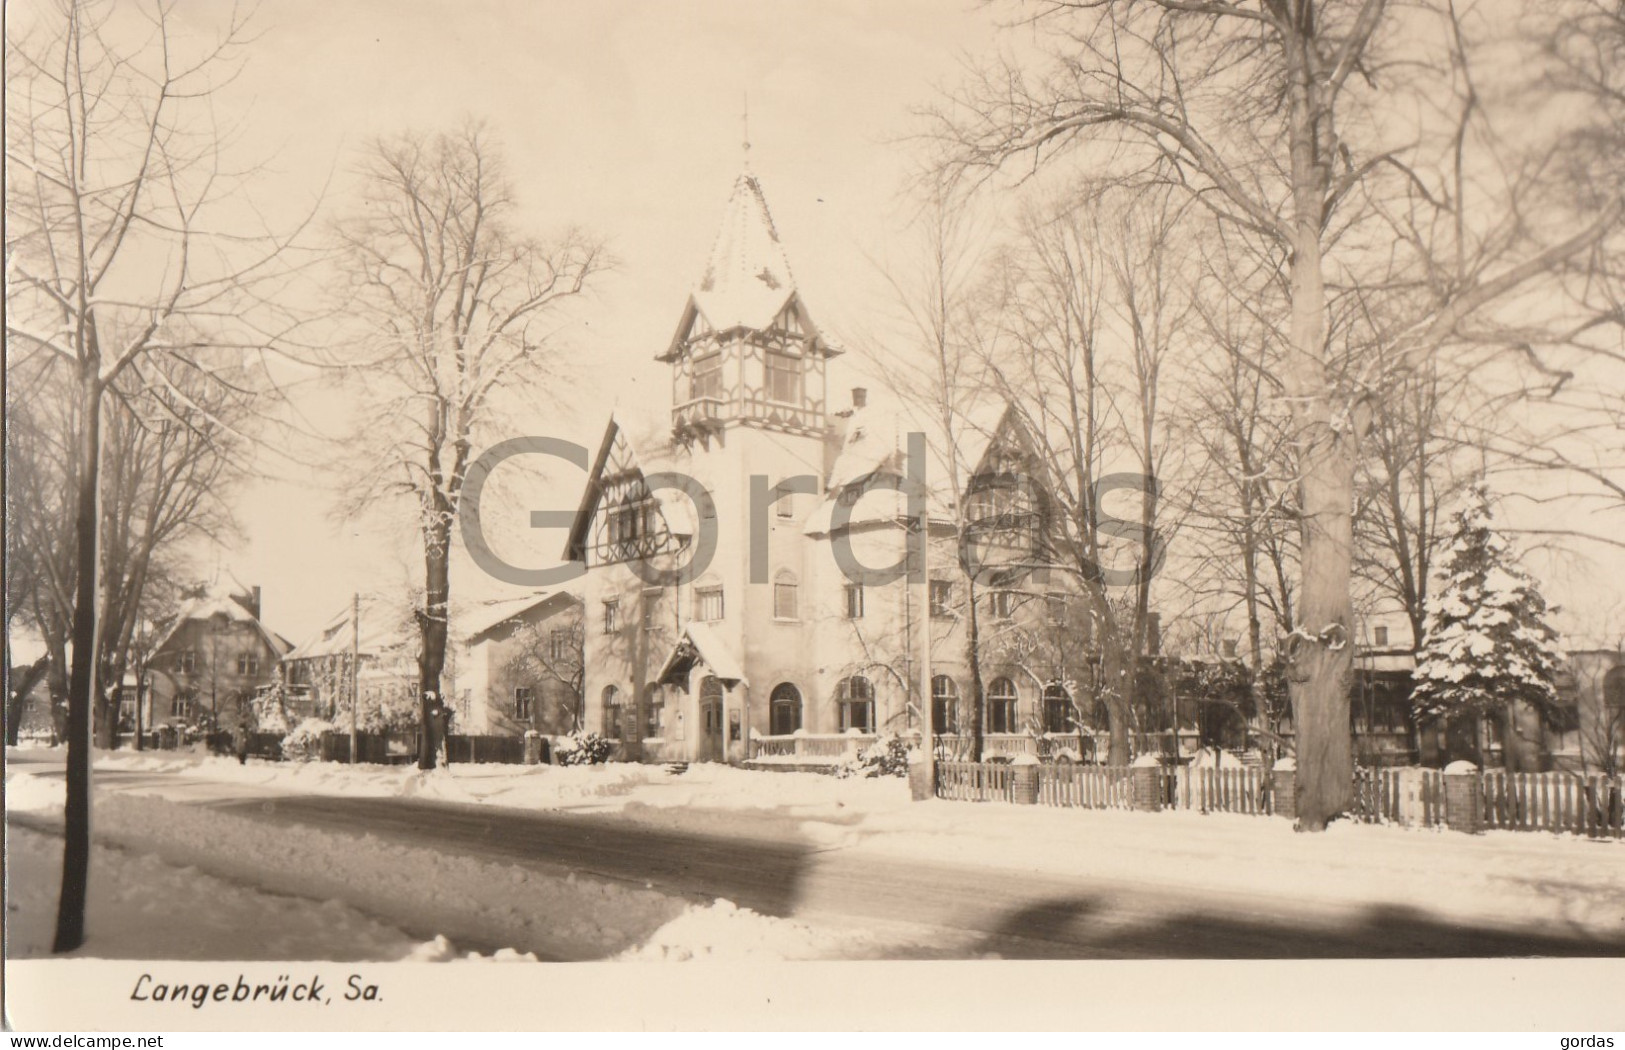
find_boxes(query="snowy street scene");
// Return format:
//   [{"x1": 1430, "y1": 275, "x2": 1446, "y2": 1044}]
[
  {"x1": 9, "y1": 746, "x2": 1625, "y2": 962},
  {"x1": 5, "y1": 0, "x2": 1625, "y2": 1035}
]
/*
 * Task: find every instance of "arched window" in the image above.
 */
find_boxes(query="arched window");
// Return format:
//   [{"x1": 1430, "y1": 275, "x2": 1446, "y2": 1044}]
[
  {"x1": 602, "y1": 685, "x2": 623, "y2": 740},
  {"x1": 643, "y1": 682, "x2": 663, "y2": 739},
  {"x1": 1042, "y1": 684, "x2": 1072, "y2": 734},
  {"x1": 769, "y1": 683, "x2": 802, "y2": 736},
  {"x1": 932, "y1": 675, "x2": 959, "y2": 735},
  {"x1": 987, "y1": 677, "x2": 1019, "y2": 734},
  {"x1": 837, "y1": 676, "x2": 874, "y2": 732},
  {"x1": 773, "y1": 570, "x2": 799, "y2": 620}
]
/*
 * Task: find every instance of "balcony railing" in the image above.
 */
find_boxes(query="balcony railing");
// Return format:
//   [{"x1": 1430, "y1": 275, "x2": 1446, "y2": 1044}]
[{"x1": 673, "y1": 396, "x2": 728, "y2": 431}]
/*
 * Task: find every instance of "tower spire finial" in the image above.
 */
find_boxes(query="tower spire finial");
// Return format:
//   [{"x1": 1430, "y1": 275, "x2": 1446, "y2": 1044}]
[{"x1": 742, "y1": 92, "x2": 751, "y2": 170}]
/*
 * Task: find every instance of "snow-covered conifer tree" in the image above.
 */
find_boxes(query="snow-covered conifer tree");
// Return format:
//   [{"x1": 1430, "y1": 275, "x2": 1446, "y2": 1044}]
[{"x1": 1411, "y1": 485, "x2": 1565, "y2": 769}]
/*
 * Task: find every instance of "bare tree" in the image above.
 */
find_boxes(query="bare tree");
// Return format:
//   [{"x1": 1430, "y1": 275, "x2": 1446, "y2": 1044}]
[
  {"x1": 984, "y1": 187, "x2": 1184, "y2": 765},
  {"x1": 7, "y1": 350, "x2": 251, "y2": 749},
  {"x1": 927, "y1": 0, "x2": 1621, "y2": 827},
  {"x1": 6, "y1": 0, "x2": 306, "y2": 948},
  {"x1": 331, "y1": 125, "x2": 607, "y2": 769}
]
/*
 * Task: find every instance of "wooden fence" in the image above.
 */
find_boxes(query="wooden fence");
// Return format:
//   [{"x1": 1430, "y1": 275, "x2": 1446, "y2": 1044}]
[
  {"x1": 937, "y1": 760, "x2": 1015, "y2": 802},
  {"x1": 1480, "y1": 770, "x2": 1624, "y2": 838},
  {"x1": 1351, "y1": 767, "x2": 1401, "y2": 824},
  {"x1": 1197, "y1": 766, "x2": 1272, "y2": 816},
  {"x1": 1038, "y1": 763, "x2": 1134, "y2": 809}
]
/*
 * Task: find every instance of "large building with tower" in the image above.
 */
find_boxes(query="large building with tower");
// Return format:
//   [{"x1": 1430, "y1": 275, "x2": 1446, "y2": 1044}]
[{"x1": 564, "y1": 169, "x2": 1105, "y2": 765}]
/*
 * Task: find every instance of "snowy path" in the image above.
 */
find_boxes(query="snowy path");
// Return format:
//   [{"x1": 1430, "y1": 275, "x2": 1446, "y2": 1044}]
[{"x1": 10, "y1": 747, "x2": 1625, "y2": 960}]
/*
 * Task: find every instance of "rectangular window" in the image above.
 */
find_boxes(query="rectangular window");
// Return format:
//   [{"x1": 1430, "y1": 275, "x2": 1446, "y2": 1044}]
[
  {"x1": 603, "y1": 599, "x2": 620, "y2": 634},
  {"x1": 695, "y1": 588, "x2": 724, "y2": 622},
  {"x1": 929, "y1": 580, "x2": 952, "y2": 618},
  {"x1": 643, "y1": 590, "x2": 661, "y2": 630},
  {"x1": 773, "y1": 581, "x2": 798, "y2": 620},
  {"x1": 235, "y1": 653, "x2": 259, "y2": 677},
  {"x1": 1046, "y1": 594, "x2": 1065, "y2": 626},
  {"x1": 549, "y1": 628, "x2": 567, "y2": 662},
  {"x1": 1373, "y1": 625, "x2": 1389, "y2": 647},
  {"x1": 766, "y1": 351, "x2": 801, "y2": 404},
  {"x1": 845, "y1": 584, "x2": 865, "y2": 620},
  {"x1": 776, "y1": 491, "x2": 795, "y2": 519},
  {"x1": 514, "y1": 686, "x2": 534, "y2": 720},
  {"x1": 991, "y1": 590, "x2": 1017, "y2": 620},
  {"x1": 691, "y1": 353, "x2": 723, "y2": 401},
  {"x1": 177, "y1": 650, "x2": 196, "y2": 674}
]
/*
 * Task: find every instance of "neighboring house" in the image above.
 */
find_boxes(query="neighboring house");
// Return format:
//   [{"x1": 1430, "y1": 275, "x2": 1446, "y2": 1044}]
[
  {"x1": 1552, "y1": 649, "x2": 1625, "y2": 773},
  {"x1": 458, "y1": 591, "x2": 584, "y2": 736},
  {"x1": 563, "y1": 169, "x2": 1117, "y2": 765},
  {"x1": 281, "y1": 596, "x2": 423, "y2": 729},
  {"x1": 145, "y1": 582, "x2": 290, "y2": 732}
]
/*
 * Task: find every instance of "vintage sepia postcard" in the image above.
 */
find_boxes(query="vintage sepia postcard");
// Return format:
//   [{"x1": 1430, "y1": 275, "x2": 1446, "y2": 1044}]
[{"x1": 5, "y1": 0, "x2": 1624, "y2": 1035}]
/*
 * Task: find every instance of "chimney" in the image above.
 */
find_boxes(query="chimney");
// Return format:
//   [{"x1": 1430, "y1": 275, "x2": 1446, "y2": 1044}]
[
  {"x1": 851, "y1": 387, "x2": 867, "y2": 409},
  {"x1": 246, "y1": 585, "x2": 262, "y2": 621}
]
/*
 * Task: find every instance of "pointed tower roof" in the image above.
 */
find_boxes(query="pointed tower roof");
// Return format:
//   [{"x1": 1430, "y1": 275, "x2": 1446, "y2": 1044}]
[{"x1": 692, "y1": 172, "x2": 797, "y2": 333}]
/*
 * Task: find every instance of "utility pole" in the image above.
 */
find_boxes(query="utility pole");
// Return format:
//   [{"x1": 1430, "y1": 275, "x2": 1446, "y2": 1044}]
[
  {"x1": 915, "y1": 502, "x2": 935, "y2": 797},
  {"x1": 350, "y1": 592, "x2": 360, "y2": 764}
]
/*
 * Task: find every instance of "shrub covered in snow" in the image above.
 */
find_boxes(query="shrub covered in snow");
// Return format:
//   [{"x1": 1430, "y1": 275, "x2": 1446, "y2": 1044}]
[
  {"x1": 281, "y1": 718, "x2": 337, "y2": 762},
  {"x1": 837, "y1": 733, "x2": 913, "y2": 779},
  {"x1": 553, "y1": 731, "x2": 614, "y2": 766},
  {"x1": 1411, "y1": 484, "x2": 1565, "y2": 733}
]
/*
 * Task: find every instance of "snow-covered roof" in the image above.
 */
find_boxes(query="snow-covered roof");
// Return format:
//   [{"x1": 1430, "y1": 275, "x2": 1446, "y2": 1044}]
[
  {"x1": 802, "y1": 395, "x2": 1010, "y2": 537},
  {"x1": 151, "y1": 587, "x2": 290, "y2": 658},
  {"x1": 691, "y1": 172, "x2": 797, "y2": 334},
  {"x1": 462, "y1": 590, "x2": 580, "y2": 645},
  {"x1": 657, "y1": 622, "x2": 746, "y2": 687},
  {"x1": 285, "y1": 596, "x2": 413, "y2": 662}
]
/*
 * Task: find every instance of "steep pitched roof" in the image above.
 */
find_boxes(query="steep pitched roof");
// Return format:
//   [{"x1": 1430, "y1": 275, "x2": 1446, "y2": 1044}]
[
  {"x1": 150, "y1": 586, "x2": 291, "y2": 658},
  {"x1": 656, "y1": 622, "x2": 746, "y2": 687},
  {"x1": 562, "y1": 416, "x2": 697, "y2": 564},
  {"x1": 658, "y1": 172, "x2": 839, "y2": 362},
  {"x1": 694, "y1": 172, "x2": 796, "y2": 331}
]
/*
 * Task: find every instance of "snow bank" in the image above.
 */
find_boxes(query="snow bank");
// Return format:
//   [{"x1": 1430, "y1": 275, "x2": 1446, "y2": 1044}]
[
  {"x1": 72, "y1": 791, "x2": 907, "y2": 961},
  {"x1": 7, "y1": 826, "x2": 428, "y2": 962}
]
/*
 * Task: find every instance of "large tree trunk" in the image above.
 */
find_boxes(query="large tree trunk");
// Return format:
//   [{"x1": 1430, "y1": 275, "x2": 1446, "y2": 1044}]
[
  {"x1": 417, "y1": 516, "x2": 452, "y2": 771},
  {"x1": 55, "y1": 368, "x2": 103, "y2": 953},
  {"x1": 1282, "y1": 37, "x2": 1354, "y2": 832}
]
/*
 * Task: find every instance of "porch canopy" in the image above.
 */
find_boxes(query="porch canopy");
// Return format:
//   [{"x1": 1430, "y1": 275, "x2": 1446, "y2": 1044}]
[{"x1": 656, "y1": 622, "x2": 747, "y2": 689}]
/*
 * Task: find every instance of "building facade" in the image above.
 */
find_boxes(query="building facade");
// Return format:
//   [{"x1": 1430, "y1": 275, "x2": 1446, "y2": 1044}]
[
  {"x1": 565, "y1": 171, "x2": 1105, "y2": 764},
  {"x1": 145, "y1": 583, "x2": 289, "y2": 732},
  {"x1": 458, "y1": 591, "x2": 584, "y2": 737}
]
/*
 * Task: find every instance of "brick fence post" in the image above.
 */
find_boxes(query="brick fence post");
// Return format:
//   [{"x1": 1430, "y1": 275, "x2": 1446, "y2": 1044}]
[
  {"x1": 524, "y1": 731, "x2": 543, "y2": 766},
  {"x1": 1130, "y1": 753, "x2": 1164, "y2": 812},
  {"x1": 1443, "y1": 760, "x2": 1482, "y2": 834},
  {"x1": 1272, "y1": 757, "x2": 1297, "y2": 820},
  {"x1": 1011, "y1": 753, "x2": 1040, "y2": 805}
]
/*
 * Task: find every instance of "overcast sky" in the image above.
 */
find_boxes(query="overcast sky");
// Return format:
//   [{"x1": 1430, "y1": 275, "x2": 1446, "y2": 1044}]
[{"x1": 179, "y1": 0, "x2": 1007, "y2": 641}]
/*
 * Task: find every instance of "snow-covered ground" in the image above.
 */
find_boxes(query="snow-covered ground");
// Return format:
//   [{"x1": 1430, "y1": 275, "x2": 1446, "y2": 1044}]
[
  {"x1": 9, "y1": 747, "x2": 1625, "y2": 960},
  {"x1": 7, "y1": 762, "x2": 945, "y2": 962}
]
